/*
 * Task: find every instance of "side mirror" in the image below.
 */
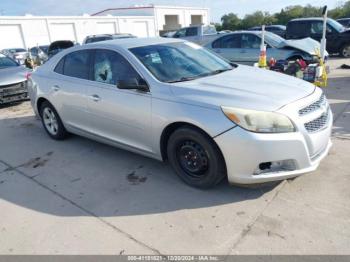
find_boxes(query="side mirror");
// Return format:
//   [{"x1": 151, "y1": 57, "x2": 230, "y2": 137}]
[{"x1": 117, "y1": 78, "x2": 149, "y2": 92}]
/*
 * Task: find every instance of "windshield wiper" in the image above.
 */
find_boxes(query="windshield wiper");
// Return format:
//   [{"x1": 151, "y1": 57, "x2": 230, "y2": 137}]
[
  {"x1": 167, "y1": 68, "x2": 232, "y2": 83},
  {"x1": 199, "y1": 68, "x2": 232, "y2": 77},
  {"x1": 167, "y1": 76, "x2": 200, "y2": 83}
]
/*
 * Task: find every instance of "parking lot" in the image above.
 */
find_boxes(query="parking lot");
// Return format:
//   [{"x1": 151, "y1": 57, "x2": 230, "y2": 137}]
[{"x1": 0, "y1": 58, "x2": 349, "y2": 255}]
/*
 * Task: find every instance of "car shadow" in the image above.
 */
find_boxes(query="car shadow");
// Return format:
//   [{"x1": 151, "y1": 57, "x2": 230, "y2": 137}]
[{"x1": 0, "y1": 114, "x2": 279, "y2": 217}]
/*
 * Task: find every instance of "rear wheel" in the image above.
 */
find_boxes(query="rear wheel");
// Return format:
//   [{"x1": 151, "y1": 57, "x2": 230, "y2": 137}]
[
  {"x1": 40, "y1": 101, "x2": 67, "y2": 140},
  {"x1": 167, "y1": 127, "x2": 226, "y2": 189},
  {"x1": 340, "y1": 44, "x2": 350, "y2": 58}
]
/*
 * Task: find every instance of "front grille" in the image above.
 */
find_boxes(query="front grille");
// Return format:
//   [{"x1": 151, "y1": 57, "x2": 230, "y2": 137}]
[
  {"x1": 299, "y1": 93, "x2": 326, "y2": 116},
  {"x1": 304, "y1": 108, "x2": 330, "y2": 133},
  {"x1": 0, "y1": 81, "x2": 28, "y2": 103}
]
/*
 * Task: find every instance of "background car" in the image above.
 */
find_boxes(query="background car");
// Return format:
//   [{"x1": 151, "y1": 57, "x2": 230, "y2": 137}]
[
  {"x1": 161, "y1": 31, "x2": 176, "y2": 37},
  {"x1": 0, "y1": 53, "x2": 29, "y2": 105},
  {"x1": 1, "y1": 48, "x2": 28, "y2": 65},
  {"x1": 249, "y1": 25, "x2": 286, "y2": 38},
  {"x1": 47, "y1": 40, "x2": 75, "y2": 58},
  {"x1": 29, "y1": 45, "x2": 49, "y2": 65},
  {"x1": 82, "y1": 33, "x2": 136, "y2": 44},
  {"x1": 205, "y1": 31, "x2": 323, "y2": 65},
  {"x1": 286, "y1": 18, "x2": 350, "y2": 57},
  {"x1": 337, "y1": 18, "x2": 350, "y2": 28}
]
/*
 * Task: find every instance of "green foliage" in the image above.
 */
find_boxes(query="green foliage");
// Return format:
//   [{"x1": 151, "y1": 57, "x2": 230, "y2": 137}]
[{"x1": 217, "y1": 1, "x2": 350, "y2": 30}]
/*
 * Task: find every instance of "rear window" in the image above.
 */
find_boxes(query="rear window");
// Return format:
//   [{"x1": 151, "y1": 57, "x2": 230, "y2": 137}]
[
  {"x1": 56, "y1": 50, "x2": 91, "y2": 80},
  {"x1": 86, "y1": 37, "x2": 111, "y2": 44}
]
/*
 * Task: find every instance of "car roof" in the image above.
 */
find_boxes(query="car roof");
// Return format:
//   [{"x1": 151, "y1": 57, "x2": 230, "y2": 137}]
[
  {"x1": 84, "y1": 37, "x2": 184, "y2": 49},
  {"x1": 289, "y1": 17, "x2": 338, "y2": 22},
  {"x1": 86, "y1": 33, "x2": 132, "y2": 38},
  {"x1": 337, "y1": 18, "x2": 350, "y2": 21}
]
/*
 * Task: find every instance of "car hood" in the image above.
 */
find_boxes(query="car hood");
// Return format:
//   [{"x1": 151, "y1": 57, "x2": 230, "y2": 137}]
[
  {"x1": 169, "y1": 65, "x2": 315, "y2": 112},
  {"x1": 0, "y1": 66, "x2": 27, "y2": 86},
  {"x1": 277, "y1": 37, "x2": 324, "y2": 55}
]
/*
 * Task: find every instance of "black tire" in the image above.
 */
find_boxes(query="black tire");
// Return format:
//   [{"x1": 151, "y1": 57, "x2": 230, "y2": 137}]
[
  {"x1": 340, "y1": 44, "x2": 350, "y2": 58},
  {"x1": 167, "y1": 126, "x2": 226, "y2": 189},
  {"x1": 40, "y1": 101, "x2": 67, "y2": 140}
]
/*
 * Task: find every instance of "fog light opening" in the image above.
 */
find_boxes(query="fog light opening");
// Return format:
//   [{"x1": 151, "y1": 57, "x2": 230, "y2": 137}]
[
  {"x1": 254, "y1": 159, "x2": 296, "y2": 175},
  {"x1": 259, "y1": 162, "x2": 272, "y2": 170}
]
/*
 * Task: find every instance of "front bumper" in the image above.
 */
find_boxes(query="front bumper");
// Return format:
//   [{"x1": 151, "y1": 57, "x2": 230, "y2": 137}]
[{"x1": 215, "y1": 98, "x2": 333, "y2": 184}]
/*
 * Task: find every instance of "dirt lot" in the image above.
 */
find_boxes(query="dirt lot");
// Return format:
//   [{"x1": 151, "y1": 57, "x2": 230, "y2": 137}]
[{"x1": 0, "y1": 58, "x2": 349, "y2": 255}]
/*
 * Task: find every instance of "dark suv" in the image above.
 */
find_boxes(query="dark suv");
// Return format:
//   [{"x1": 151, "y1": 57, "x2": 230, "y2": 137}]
[
  {"x1": 83, "y1": 34, "x2": 136, "y2": 44},
  {"x1": 286, "y1": 18, "x2": 350, "y2": 57}
]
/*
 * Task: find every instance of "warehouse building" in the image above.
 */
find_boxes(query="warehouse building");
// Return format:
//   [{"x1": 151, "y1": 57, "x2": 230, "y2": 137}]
[
  {"x1": 92, "y1": 5, "x2": 210, "y2": 36},
  {"x1": 0, "y1": 5, "x2": 209, "y2": 50}
]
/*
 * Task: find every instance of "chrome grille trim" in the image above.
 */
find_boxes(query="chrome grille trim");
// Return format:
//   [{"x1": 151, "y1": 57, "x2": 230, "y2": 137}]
[
  {"x1": 299, "y1": 93, "x2": 326, "y2": 116},
  {"x1": 304, "y1": 108, "x2": 330, "y2": 133}
]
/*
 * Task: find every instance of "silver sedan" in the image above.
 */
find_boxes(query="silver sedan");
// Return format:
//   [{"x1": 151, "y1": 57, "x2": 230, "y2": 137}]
[{"x1": 28, "y1": 38, "x2": 332, "y2": 188}]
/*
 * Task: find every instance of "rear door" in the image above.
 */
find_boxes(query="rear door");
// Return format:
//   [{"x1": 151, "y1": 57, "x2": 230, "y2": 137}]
[
  {"x1": 49, "y1": 50, "x2": 92, "y2": 131},
  {"x1": 211, "y1": 34, "x2": 242, "y2": 62},
  {"x1": 239, "y1": 33, "x2": 261, "y2": 64}
]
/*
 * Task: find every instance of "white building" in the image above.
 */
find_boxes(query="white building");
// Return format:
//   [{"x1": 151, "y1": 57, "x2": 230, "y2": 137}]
[
  {"x1": 92, "y1": 5, "x2": 210, "y2": 36},
  {"x1": 0, "y1": 15, "x2": 156, "y2": 49},
  {"x1": 0, "y1": 5, "x2": 210, "y2": 50}
]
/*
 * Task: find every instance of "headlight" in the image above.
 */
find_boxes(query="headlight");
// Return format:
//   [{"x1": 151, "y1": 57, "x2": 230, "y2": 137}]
[{"x1": 221, "y1": 106, "x2": 295, "y2": 133}]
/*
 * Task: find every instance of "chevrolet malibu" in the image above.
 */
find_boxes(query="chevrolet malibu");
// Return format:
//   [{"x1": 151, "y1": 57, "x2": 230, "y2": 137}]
[{"x1": 28, "y1": 38, "x2": 332, "y2": 188}]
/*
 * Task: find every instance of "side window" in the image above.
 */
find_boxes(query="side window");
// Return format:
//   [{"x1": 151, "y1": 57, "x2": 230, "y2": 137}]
[
  {"x1": 174, "y1": 28, "x2": 186, "y2": 38},
  {"x1": 212, "y1": 35, "x2": 241, "y2": 49},
  {"x1": 63, "y1": 50, "x2": 90, "y2": 79},
  {"x1": 241, "y1": 34, "x2": 260, "y2": 49},
  {"x1": 311, "y1": 21, "x2": 323, "y2": 34},
  {"x1": 93, "y1": 49, "x2": 141, "y2": 86},
  {"x1": 54, "y1": 57, "x2": 65, "y2": 74},
  {"x1": 186, "y1": 27, "x2": 198, "y2": 36}
]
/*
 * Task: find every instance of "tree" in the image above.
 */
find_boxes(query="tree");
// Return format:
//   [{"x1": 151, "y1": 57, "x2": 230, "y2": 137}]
[
  {"x1": 241, "y1": 11, "x2": 276, "y2": 29},
  {"x1": 221, "y1": 13, "x2": 241, "y2": 30}
]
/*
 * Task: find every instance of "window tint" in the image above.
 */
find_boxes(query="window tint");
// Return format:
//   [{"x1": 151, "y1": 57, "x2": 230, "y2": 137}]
[
  {"x1": 212, "y1": 34, "x2": 241, "y2": 48},
  {"x1": 54, "y1": 57, "x2": 65, "y2": 74},
  {"x1": 288, "y1": 21, "x2": 309, "y2": 37},
  {"x1": 186, "y1": 27, "x2": 198, "y2": 36},
  {"x1": 241, "y1": 34, "x2": 260, "y2": 49},
  {"x1": 93, "y1": 49, "x2": 141, "y2": 86},
  {"x1": 62, "y1": 50, "x2": 90, "y2": 79}
]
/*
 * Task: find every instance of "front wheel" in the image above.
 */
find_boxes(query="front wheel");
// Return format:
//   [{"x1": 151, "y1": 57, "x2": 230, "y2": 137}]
[
  {"x1": 40, "y1": 101, "x2": 67, "y2": 140},
  {"x1": 340, "y1": 44, "x2": 350, "y2": 58},
  {"x1": 167, "y1": 127, "x2": 226, "y2": 189}
]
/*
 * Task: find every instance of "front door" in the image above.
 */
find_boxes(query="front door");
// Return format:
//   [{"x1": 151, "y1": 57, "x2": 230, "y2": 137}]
[{"x1": 86, "y1": 49, "x2": 153, "y2": 153}]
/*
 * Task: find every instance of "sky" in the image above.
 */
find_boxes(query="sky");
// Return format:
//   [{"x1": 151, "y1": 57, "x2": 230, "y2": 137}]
[{"x1": 0, "y1": 0, "x2": 341, "y2": 22}]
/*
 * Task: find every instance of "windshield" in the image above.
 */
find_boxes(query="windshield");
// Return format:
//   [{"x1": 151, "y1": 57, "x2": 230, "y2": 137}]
[
  {"x1": 130, "y1": 42, "x2": 233, "y2": 83},
  {"x1": 264, "y1": 32, "x2": 285, "y2": 47},
  {"x1": 328, "y1": 18, "x2": 345, "y2": 32},
  {"x1": 0, "y1": 55, "x2": 19, "y2": 69}
]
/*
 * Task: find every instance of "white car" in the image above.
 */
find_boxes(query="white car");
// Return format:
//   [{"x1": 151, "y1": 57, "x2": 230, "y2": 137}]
[{"x1": 28, "y1": 37, "x2": 332, "y2": 188}]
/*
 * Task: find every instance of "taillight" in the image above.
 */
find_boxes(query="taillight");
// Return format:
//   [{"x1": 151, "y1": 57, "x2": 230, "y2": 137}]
[{"x1": 26, "y1": 72, "x2": 32, "y2": 80}]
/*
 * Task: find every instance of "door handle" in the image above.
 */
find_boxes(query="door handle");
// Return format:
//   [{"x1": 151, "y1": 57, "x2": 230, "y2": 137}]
[
  {"x1": 52, "y1": 85, "x2": 60, "y2": 91},
  {"x1": 89, "y1": 94, "x2": 101, "y2": 102}
]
